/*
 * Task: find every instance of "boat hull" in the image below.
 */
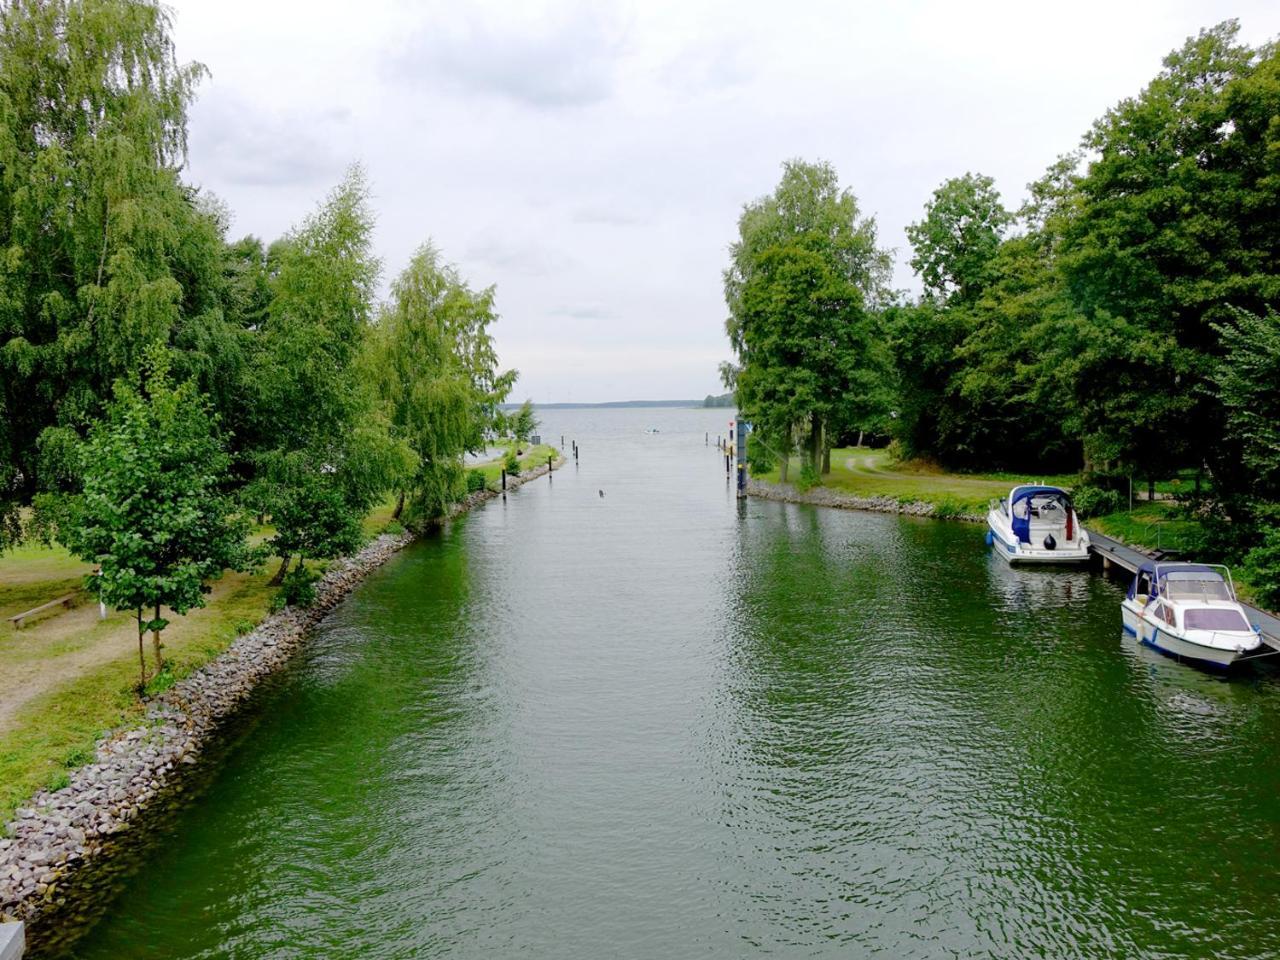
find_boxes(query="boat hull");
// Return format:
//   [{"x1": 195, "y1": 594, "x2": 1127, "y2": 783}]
[
  {"x1": 987, "y1": 516, "x2": 1091, "y2": 564},
  {"x1": 1121, "y1": 599, "x2": 1258, "y2": 669}
]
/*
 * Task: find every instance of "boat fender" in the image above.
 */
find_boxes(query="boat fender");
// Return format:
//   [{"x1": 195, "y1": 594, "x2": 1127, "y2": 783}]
[
  {"x1": 1043, "y1": 534, "x2": 1057, "y2": 550},
  {"x1": 984, "y1": 530, "x2": 993, "y2": 547}
]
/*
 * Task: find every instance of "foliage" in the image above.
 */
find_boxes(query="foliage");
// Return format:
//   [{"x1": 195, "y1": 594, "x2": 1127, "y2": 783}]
[
  {"x1": 1214, "y1": 308, "x2": 1280, "y2": 502},
  {"x1": 503, "y1": 449, "x2": 521, "y2": 477},
  {"x1": 0, "y1": 0, "x2": 222, "y2": 509},
  {"x1": 466, "y1": 469, "x2": 488, "y2": 493},
  {"x1": 1072, "y1": 486, "x2": 1124, "y2": 520},
  {"x1": 795, "y1": 461, "x2": 821, "y2": 491},
  {"x1": 906, "y1": 173, "x2": 1011, "y2": 306},
  {"x1": 61, "y1": 348, "x2": 249, "y2": 687},
  {"x1": 724, "y1": 159, "x2": 891, "y2": 478},
  {"x1": 367, "y1": 243, "x2": 514, "y2": 519},
  {"x1": 511, "y1": 399, "x2": 538, "y2": 442},
  {"x1": 1244, "y1": 520, "x2": 1280, "y2": 611},
  {"x1": 272, "y1": 564, "x2": 320, "y2": 610}
]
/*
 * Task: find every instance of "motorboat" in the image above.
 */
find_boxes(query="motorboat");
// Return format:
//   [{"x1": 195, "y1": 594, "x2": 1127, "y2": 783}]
[
  {"x1": 1121, "y1": 562, "x2": 1264, "y2": 669},
  {"x1": 986, "y1": 485, "x2": 1090, "y2": 563}
]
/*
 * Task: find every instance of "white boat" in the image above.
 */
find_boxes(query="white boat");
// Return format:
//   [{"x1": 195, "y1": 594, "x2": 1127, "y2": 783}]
[
  {"x1": 1120, "y1": 562, "x2": 1263, "y2": 669},
  {"x1": 986, "y1": 485, "x2": 1090, "y2": 564}
]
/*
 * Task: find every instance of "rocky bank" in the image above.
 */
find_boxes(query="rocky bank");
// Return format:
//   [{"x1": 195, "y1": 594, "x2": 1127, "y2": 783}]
[
  {"x1": 746, "y1": 478, "x2": 984, "y2": 523},
  {"x1": 0, "y1": 457, "x2": 562, "y2": 931}
]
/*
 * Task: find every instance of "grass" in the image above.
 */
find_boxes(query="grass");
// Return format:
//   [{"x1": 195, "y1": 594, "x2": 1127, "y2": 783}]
[
  {"x1": 757, "y1": 447, "x2": 1077, "y2": 515},
  {"x1": 473, "y1": 443, "x2": 559, "y2": 489},
  {"x1": 0, "y1": 569, "x2": 275, "y2": 829}
]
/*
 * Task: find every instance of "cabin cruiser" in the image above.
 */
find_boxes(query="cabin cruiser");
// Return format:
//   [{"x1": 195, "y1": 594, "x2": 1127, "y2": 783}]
[
  {"x1": 1121, "y1": 562, "x2": 1263, "y2": 669},
  {"x1": 986, "y1": 485, "x2": 1090, "y2": 563}
]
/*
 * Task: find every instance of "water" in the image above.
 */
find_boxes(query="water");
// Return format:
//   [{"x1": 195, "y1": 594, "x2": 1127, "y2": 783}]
[{"x1": 52, "y1": 408, "x2": 1280, "y2": 958}]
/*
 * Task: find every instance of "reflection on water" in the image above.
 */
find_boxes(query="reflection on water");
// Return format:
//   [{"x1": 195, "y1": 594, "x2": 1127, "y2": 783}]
[{"x1": 54, "y1": 408, "x2": 1280, "y2": 959}]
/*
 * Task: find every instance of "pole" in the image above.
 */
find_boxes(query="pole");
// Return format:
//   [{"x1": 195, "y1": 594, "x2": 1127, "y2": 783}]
[{"x1": 501, "y1": 469, "x2": 506, "y2": 491}]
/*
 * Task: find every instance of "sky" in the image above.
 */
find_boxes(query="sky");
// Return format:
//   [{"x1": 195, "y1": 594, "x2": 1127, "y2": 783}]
[{"x1": 167, "y1": 0, "x2": 1277, "y2": 403}]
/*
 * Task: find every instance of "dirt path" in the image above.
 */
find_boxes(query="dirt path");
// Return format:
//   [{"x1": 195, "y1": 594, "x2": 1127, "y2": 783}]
[{"x1": 0, "y1": 574, "x2": 252, "y2": 736}]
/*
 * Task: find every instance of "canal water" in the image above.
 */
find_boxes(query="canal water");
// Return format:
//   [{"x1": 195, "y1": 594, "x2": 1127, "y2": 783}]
[{"x1": 55, "y1": 408, "x2": 1280, "y2": 958}]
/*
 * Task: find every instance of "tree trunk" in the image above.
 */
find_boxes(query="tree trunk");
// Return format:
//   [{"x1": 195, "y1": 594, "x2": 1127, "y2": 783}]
[
  {"x1": 152, "y1": 602, "x2": 163, "y2": 672},
  {"x1": 821, "y1": 422, "x2": 831, "y2": 475},
  {"x1": 807, "y1": 418, "x2": 822, "y2": 471},
  {"x1": 1147, "y1": 478, "x2": 1155, "y2": 502},
  {"x1": 391, "y1": 490, "x2": 406, "y2": 521},
  {"x1": 857, "y1": 429, "x2": 864, "y2": 449},
  {"x1": 269, "y1": 555, "x2": 292, "y2": 586},
  {"x1": 779, "y1": 455, "x2": 789, "y2": 484},
  {"x1": 136, "y1": 610, "x2": 147, "y2": 691}
]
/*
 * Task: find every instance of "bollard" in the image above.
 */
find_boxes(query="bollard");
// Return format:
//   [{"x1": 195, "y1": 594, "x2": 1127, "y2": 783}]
[
  {"x1": 725, "y1": 454, "x2": 730, "y2": 474},
  {"x1": 501, "y1": 469, "x2": 506, "y2": 491},
  {"x1": 548, "y1": 455, "x2": 552, "y2": 477}
]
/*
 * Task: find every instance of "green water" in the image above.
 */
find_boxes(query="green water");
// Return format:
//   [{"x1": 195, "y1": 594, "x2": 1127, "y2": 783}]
[{"x1": 53, "y1": 409, "x2": 1280, "y2": 958}]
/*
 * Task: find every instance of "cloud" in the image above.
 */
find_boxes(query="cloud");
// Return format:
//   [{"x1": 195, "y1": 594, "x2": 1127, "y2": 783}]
[
  {"x1": 391, "y1": 4, "x2": 627, "y2": 108},
  {"x1": 462, "y1": 235, "x2": 573, "y2": 277},
  {"x1": 570, "y1": 205, "x2": 646, "y2": 226},
  {"x1": 188, "y1": 91, "x2": 349, "y2": 188}
]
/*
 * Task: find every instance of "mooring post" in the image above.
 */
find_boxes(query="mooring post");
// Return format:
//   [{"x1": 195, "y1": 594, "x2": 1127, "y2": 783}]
[
  {"x1": 548, "y1": 455, "x2": 552, "y2": 477},
  {"x1": 501, "y1": 469, "x2": 506, "y2": 491}
]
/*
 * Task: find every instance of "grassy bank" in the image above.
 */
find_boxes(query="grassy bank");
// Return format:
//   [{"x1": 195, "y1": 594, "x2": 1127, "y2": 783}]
[
  {"x1": 758, "y1": 447, "x2": 1076, "y2": 515},
  {"x1": 472, "y1": 443, "x2": 559, "y2": 489}
]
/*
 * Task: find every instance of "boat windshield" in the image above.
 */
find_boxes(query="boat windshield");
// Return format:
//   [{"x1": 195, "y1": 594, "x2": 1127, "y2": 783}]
[
  {"x1": 1183, "y1": 608, "x2": 1251, "y2": 632},
  {"x1": 1161, "y1": 572, "x2": 1233, "y2": 601}
]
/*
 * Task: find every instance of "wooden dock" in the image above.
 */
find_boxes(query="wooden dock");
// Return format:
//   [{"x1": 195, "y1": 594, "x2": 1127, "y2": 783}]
[{"x1": 1090, "y1": 530, "x2": 1280, "y2": 652}]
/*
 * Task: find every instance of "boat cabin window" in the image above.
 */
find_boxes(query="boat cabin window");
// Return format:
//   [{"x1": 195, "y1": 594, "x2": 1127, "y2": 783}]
[
  {"x1": 1156, "y1": 603, "x2": 1176, "y2": 626},
  {"x1": 1161, "y1": 573, "x2": 1233, "y2": 601},
  {"x1": 1184, "y1": 608, "x2": 1251, "y2": 632}
]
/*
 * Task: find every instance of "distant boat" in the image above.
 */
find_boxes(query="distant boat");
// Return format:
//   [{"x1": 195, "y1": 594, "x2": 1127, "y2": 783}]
[
  {"x1": 986, "y1": 485, "x2": 1090, "y2": 564},
  {"x1": 644, "y1": 427, "x2": 660, "y2": 434},
  {"x1": 1121, "y1": 562, "x2": 1263, "y2": 669}
]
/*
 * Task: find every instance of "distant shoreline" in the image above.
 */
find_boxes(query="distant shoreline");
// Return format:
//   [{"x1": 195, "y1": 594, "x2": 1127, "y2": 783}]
[{"x1": 501, "y1": 400, "x2": 722, "y2": 410}]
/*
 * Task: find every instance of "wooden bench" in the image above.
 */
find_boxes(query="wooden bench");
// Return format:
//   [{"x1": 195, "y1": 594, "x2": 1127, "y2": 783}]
[{"x1": 7, "y1": 592, "x2": 78, "y2": 630}]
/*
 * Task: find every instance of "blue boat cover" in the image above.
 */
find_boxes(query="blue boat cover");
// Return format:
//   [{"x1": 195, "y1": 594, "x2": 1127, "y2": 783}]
[{"x1": 1010, "y1": 485, "x2": 1072, "y2": 545}]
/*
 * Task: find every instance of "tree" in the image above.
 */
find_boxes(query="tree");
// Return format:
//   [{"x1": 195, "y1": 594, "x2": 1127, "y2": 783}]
[
  {"x1": 724, "y1": 160, "x2": 891, "y2": 478},
  {"x1": 0, "y1": 0, "x2": 220, "y2": 511},
  {"x1": 64, "y1": 348, "x2": 248, "y2": 688},
  {"x1": 512, "y1": 400, "x2": 538, "y2": 443},
  {"x1": 247, "y1": 167, "x2": 411, "y2": 583},
  {"x1": 367, "y1": 244, "x2": 513, "y2": 521},
  {"x1": 1051, "y1": 22, "x2": 1280, "y2": 479},
  {"x1": 906, "y1": 173, "x2": 1011, "y2": 306}
]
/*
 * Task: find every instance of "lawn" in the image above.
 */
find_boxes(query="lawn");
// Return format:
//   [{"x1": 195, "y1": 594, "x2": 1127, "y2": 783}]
[{"x1": 757, "y1": 447, "x2": 1077, "y2": 515}]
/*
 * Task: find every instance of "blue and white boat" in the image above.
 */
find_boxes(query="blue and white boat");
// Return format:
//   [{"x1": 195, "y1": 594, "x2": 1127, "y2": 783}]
[
  {"x1": 987, "y1": 485, "x2": 1090, "y2": 564},
  {"x1": 1121, "y1": 562, "x2": 1263, "y2": 669}
]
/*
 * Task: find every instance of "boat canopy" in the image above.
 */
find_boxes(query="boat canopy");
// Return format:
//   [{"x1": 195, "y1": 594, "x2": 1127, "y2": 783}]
[
  {"x1": 1009, "y1": 485, "x2": 1074, "y2": 544},
  {"x1": 1127, "y1": 562, "x2": 1233, "y2": 602}
]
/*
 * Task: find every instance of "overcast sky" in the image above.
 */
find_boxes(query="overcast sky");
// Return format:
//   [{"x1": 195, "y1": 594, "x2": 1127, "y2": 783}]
[{"x1": 168, "y1": 0, "x2": 1276, "y2": 402}]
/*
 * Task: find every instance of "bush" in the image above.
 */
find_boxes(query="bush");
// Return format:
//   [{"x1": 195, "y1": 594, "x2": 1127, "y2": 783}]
[
  {"x1": 466, "y1": 469, "x2": 488, "y2": 493},
  {"x1": 796, "y1": 461, "x2": 821, "y2": 491},
  {"x1": 504, "y1": 449, "x2": 521, "y2": 477},
  {"x1": 1073, "y1": 485, "x2": 1124, "y2": 519},
  {"x1": 272, "y1": 564, "x2": 321, "y2": 610},
  {"x1": 1245, "y1": 525, "x2": 1280, "y2": 611}
]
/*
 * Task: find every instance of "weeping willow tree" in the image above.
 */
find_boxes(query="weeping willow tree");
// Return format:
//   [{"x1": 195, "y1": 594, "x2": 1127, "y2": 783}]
[
  {"x1": 0, "y1": 0, "x2": 224, "y2": 540},
  {"x1": 369, "y1": 244, "x2": 515, "y2": 520}
]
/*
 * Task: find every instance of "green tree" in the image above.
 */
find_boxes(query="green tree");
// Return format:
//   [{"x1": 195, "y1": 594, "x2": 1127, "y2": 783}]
[
  {"x1": 512, "y1": 400, "x2": 538, "y2": 443},
  {"x1": 64, "y1": 348, "x2": 248, "y2": 688},
  {"x1": 1052, "y1": 22, "x2": 1280, "y2": 479},
  {"x1": 248, "y1": 168, "x2": 412, "y2": 583},
  {"x1": 0, "y1": 0, "x2": 220, "y2": 509},
  {"x1": 367, "y1": 244, "x2": 513, "y2": 520},
  {"x1": 906, "y1": 173, "x2": 1010, "y2": 306},
  {"x1": 724, "y1": 160, "x2": 890, "y2": 478}
]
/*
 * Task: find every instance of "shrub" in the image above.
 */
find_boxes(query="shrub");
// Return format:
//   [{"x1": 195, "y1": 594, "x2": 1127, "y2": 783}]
[
  {"x1": 272, "y1": 564, "x2": 321, "y2": 610},
  {"x1": 466, "y1": 469, "x2": 488, "y2": 493},
  {"x1": 1245, "y1": 525, "x2": 1280, "y2": 611},
  {"x1": 1073, "y1": 485, "x2": 1124, "y2": 519},
  {"x1": 504, "y1": 449, "x2": 521, "y2": 477},
  {"x1": 796, "y1": 461, "x2": 821, "y2": 491}
]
